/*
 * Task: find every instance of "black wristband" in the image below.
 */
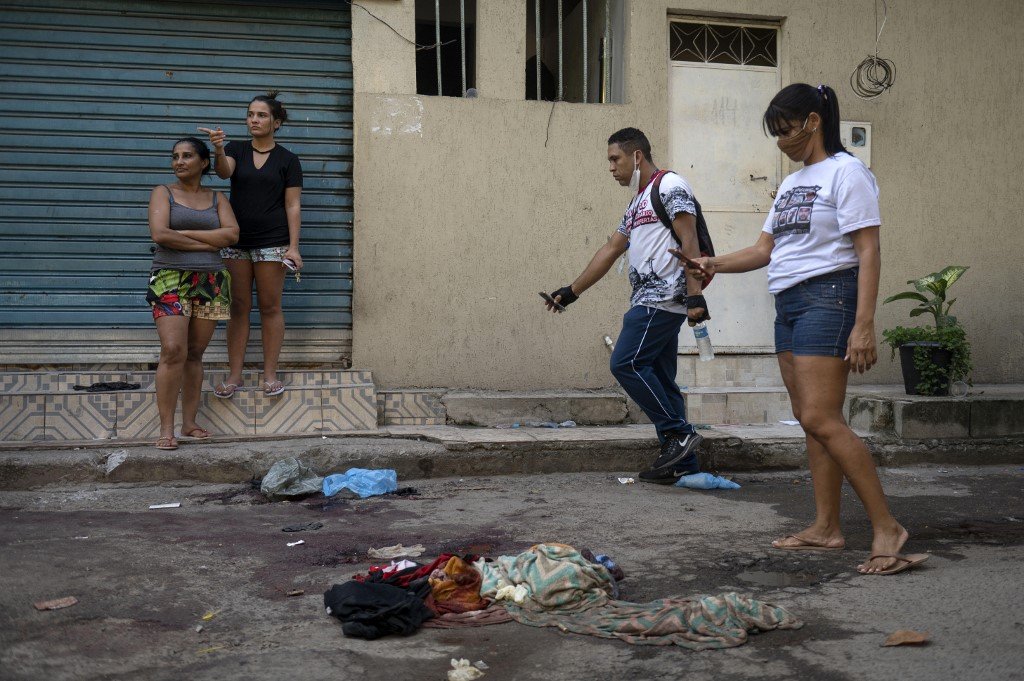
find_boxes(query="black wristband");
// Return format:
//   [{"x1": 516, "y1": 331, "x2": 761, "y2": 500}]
[
  {"x1": 685, "y1": 295, "x2": 710, "y2": 321},
  {"x1": 552, "y1": 285, "x2": 578, "y2": 307}
]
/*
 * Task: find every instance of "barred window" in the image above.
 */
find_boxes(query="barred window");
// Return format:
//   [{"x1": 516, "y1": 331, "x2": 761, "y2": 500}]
[
  {"x1": 669, "y1": 21, "x2": 777, "y2": 67},
  {"x1": 416, "y1": 0, "x2": 477, "y2": 97},
  {"x1": 526, "y1": 0, "x2": 626, "y2": 103}
]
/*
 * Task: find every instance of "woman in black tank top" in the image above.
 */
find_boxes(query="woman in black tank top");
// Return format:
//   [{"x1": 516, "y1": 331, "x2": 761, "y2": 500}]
[{"x1": 146, "y1": 138, "x2": 239, "y2": 450}]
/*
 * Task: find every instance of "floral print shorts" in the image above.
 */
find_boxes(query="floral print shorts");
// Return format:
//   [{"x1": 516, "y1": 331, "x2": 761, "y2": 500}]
[
  {"x1": 147, "y1": 268, "x2": 232, "y2": 321},
  {"x1": 220, "y1": 246, "x2": 288, "y2": 263}
]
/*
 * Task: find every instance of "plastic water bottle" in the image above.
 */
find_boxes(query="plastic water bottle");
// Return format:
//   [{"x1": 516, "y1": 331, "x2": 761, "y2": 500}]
[{"x1": 692, "y1": 322, "x2": 714, "y2": 362}]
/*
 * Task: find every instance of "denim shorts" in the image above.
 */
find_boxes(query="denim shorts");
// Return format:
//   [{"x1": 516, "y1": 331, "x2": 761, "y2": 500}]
[
  {"x1": 774, "y1": 267, "x2": 858, "y2": 357},
  {"x1": 220, "y1": 246, "x2": 287, "y2": 263}
]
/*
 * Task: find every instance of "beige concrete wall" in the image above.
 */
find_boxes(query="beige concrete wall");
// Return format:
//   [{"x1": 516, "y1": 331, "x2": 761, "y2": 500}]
[{"x1": 352, "y1": 0, "x2": 1023, "y2": 389}]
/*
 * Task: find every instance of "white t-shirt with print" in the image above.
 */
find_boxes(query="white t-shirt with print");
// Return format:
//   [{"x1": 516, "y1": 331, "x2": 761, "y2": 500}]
[
  {"x1": 762, "y1": 153, "x2": 880, "y2": 294},
  {"x1": 616, "y1": 171, "x2": 696, "y2": 314}
]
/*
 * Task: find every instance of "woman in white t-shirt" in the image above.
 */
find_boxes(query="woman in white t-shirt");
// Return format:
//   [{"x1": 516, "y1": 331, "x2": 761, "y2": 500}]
[{"x1": 677, "y1": 84, "x2": 926, "y2": 576}]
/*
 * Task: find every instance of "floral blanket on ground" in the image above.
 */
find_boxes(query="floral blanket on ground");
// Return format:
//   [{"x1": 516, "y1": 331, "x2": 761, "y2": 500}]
[{"x1": 476, "y1": 543, "x2": 802, "y2": 649}]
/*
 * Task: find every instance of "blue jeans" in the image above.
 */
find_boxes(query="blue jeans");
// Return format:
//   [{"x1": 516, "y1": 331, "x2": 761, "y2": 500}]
[
  {"x1": 774, "y1": 267, "x2": 859, "y2": 357},
  {"x1": 610, "y1": 305, "x2": 695, "y2": 442}
]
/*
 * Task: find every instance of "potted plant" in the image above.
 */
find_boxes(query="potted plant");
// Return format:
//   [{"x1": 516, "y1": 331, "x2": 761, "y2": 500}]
[{"x1": 881, "y1": 265, "x2": 973, "y2": 396}]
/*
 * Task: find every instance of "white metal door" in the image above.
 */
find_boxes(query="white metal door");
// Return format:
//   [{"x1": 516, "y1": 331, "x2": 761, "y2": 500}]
[{"x1": 668, "y1": 22, "x2": 780, "y2": 352}]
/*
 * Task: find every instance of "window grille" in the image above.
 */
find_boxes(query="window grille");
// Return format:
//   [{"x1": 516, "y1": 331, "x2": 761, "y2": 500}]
[
  {"x1": 669, "y1": 21, "x2": 777, "y2": 67},
  {"x1": 416, "y1": 0, "x2": 476, "y2": 97},
  {"x1": 526, "y1": 0, "x2": 625, "y2": 103}
]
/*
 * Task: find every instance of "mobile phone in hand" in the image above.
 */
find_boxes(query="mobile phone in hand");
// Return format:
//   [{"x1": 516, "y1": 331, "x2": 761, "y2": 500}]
[
  {"x1": 539, "y1": 292, "x2": 565, "y2": 312},
  {"x1": 282, "y1": 258, "x2": 297, "y2": 272},
  {"x1": 672, "y1": 250, "x2": 709, "y2": 277}
]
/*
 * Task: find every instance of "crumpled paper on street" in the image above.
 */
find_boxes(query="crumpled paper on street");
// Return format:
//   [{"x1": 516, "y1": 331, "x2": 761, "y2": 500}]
[
  {"x1": 448, "y1": 658, "x2": 485, "y2": 681},
  {"x1": 367, "y1": 543, "x2": 426, "y2": 559}
]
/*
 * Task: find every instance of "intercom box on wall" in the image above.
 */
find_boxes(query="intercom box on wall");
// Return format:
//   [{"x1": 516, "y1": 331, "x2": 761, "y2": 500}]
[{"x1": 840, "y1": 121, "x2": 872, "y2": 167}]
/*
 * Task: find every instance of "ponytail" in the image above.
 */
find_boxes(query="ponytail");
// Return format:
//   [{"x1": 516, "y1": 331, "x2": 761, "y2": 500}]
[
  {"x1": 763, "y1": 83, "x2": 849, "y2": 157},
  {"x1": 817, "y1": 85, "x2": 846, "y2": 156}
]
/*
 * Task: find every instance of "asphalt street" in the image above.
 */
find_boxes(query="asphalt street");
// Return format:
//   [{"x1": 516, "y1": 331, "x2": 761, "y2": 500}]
[{"x1": 1, "y1": 465, "x2": 1022, "y2": 680}]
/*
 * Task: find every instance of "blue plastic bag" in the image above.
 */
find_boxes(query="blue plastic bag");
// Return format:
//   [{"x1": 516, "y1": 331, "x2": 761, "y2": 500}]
[
  {"x1": 322, "y1": 468, "x2": 398, "y2": 498},
  {"x1": 674, "y1": 472, "x2": 741, "y2": 490}
]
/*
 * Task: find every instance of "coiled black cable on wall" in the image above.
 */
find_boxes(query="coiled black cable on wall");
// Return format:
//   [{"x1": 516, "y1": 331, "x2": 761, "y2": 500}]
[{"x1": 850, "y1": 0, "x2": 896, "y2": 99}]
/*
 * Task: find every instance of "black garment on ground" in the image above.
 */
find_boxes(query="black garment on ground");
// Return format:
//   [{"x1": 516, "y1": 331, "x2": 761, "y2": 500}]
[
  {"x1": 72, "y1": 382, "x2": 141, "y2": 392},
  {"x1": 225, "y1": 140, "x2": 303, "y2": 249},
  {"x1": 323, "y1": 581, "x2": 434, "y2": 639}
]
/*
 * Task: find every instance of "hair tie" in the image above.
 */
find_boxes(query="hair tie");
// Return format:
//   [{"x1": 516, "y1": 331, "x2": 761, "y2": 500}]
[{"x1": 817, "y1": 84, "x2": 828, "y2": 99}]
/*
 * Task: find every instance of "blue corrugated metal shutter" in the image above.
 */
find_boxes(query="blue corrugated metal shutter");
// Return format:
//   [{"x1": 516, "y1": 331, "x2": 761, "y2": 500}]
[{"x1": 0, "y1": 0, "x2": 352, "y2": 359}]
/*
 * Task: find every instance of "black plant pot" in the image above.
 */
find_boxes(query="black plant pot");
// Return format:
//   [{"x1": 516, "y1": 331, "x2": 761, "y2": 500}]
[{"x1": 898, "y1": 341, "x2": 952, "y2": 395}]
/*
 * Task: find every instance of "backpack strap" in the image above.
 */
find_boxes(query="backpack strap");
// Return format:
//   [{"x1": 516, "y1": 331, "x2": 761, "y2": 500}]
[
  {"x1": 649, "y1": 171, "x2": 679, "y2": 245},
  {"x1": 650, "y1": 171, "x2": 715, "y2": 257}
]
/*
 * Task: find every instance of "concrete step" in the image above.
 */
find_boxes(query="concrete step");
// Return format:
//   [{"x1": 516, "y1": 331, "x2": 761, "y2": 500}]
[
  {"x1": 442, "y1": 390, "x2": 628, "y2": 426},
  {"x1": 406, "y1": 386, "x2": 796, "y2": 428},
  {"x1": 681, "y1": 386, "x2": 795, "y2": 425},
  {"x1": 0, "y1": 369, "x2": 377, "y2": 443},
  {"x1": 1, "y1": 424, "x2": 1022, "y2": 490},
  {"x1": 680, "y1": 353, "x2": 784, "y2": 388},
  {"x1": 846, "y1": 384, "x2": 1024, "y2": 439}
]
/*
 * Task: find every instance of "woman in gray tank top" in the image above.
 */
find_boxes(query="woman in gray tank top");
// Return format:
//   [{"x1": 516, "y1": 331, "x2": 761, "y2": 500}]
[{"x1": 146, "y1": 137, "x2": 239, "y2": 450}]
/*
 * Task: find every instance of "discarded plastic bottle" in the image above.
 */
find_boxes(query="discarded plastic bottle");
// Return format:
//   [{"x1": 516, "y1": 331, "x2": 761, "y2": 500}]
[
  {"x1": 692, "y1": 322, "x2": 714, "y2": 362},
  {"x1": 603, "y1": 335, "x2": 615, "y2": 352}
]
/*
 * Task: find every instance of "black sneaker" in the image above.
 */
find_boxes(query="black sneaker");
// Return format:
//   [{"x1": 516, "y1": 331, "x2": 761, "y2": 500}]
[
  {"x1": 637, "y1": 467, "x2": 682, "y2": 485},
  {"x1": 646, "y1": 432, "x2": 703, "y2": 476}
]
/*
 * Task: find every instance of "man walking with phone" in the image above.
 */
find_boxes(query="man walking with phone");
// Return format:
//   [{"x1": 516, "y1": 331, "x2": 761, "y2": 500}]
[{"x1": 543, "y1": 128, "x2": 709, "y2": 483}]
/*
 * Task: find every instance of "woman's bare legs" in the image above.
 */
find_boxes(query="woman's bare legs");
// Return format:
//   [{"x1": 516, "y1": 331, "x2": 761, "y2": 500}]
[
  {"x1": 180, "y1": 317, "x2": 218, "y2": 434},
  {"x1": 155, "y1": 315, "x2": 190, "y2": 443},
  {"x1": 784, "y1": 354, "x2": 908, "y2": 573},
  {"x1": 222, "y1": 258, "x2": 253, "y2": 390},
  {"x1": 253, "y1": 262, "x2": 286, "y2": 389},
  {"x1": 772, "y1": 351, "x2": 846, "y2": 550}
]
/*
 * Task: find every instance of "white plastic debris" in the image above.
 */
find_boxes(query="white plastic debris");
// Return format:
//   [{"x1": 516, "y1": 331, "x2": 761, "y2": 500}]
[
  {"x1": 287, "y1": 540, "x2": 305, "y2": 547},
  {"x1": 617, "y1": 477, "x2": 635, "y2": 484},
  {"x1": 448, "y1": 658, "x2": 485, "y2": 681},
  {"x1": 105, "y1": 450, "x2": 128, "y2": 475},
  {"x1": 779, "y1": 420, "x2": 800, "y2": 426},
  {"x1": 148, "y1": 502, "x2": 181, "y2": 510},
  {"x1": 473, "y1": 661, "x2": 489, "y2": 670}
]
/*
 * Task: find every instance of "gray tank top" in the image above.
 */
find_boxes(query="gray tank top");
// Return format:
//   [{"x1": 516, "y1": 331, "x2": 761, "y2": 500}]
[{"x1": 150, "y1": 186, "x2": 225, "y2": 272}]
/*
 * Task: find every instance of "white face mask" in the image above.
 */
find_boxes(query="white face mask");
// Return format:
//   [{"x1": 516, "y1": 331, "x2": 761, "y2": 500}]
[{"x1": 628, "y1": 152, "x2": 641, "y2": 192}]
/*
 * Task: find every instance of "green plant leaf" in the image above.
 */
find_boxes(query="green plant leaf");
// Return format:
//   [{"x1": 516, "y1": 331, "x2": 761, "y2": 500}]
[
  {"x1": 912, "y1": 271, "x2": 942, "y2": 293},
  {"x1": 939, "y1": 265, "x2": 968, "y2": 287},
  {"x1": 883, "y1": 291, "x2": 929, "y2": 305},
  {"x1": 909, "y1": 308, "x2": 927, "y2": 317}
]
